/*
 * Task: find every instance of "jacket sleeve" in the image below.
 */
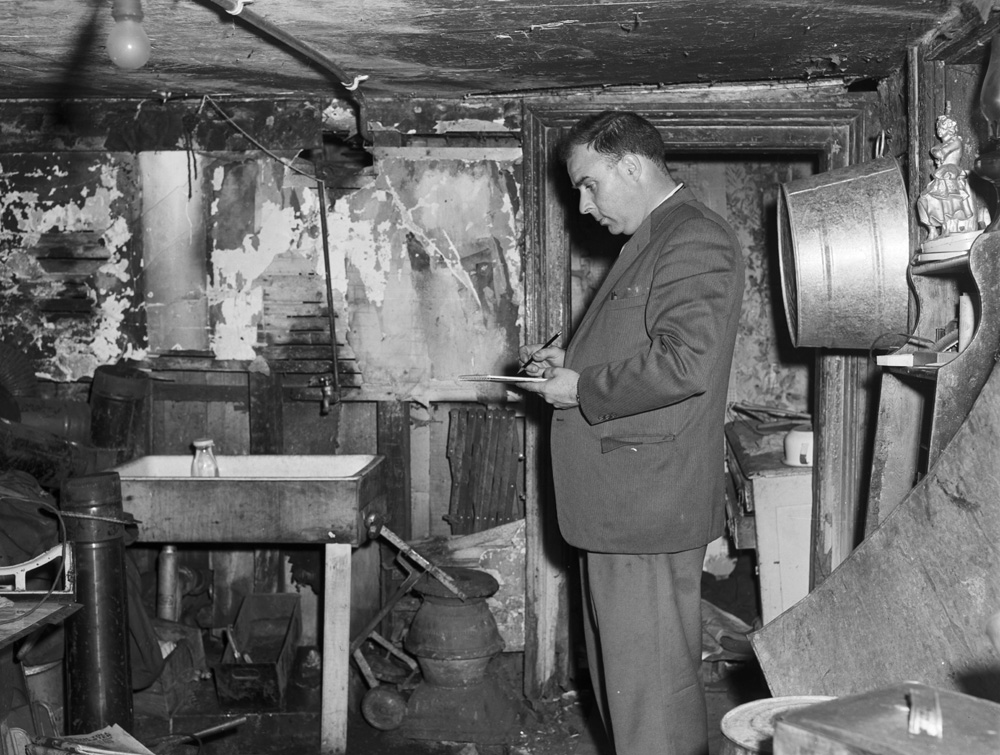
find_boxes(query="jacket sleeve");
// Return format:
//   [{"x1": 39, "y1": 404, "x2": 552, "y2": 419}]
[{"x1": 578, "y1": 212, "x2": 743, "y2": 423}]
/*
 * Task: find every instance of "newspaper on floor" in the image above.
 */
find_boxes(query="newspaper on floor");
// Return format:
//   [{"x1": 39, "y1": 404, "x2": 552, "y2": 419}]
[{"x1": 29, "y1": 724, "x2": 154, "y2": 755}]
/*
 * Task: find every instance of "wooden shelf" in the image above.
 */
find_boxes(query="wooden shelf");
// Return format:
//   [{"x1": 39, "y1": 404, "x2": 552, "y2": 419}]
[
  {"x1": 876, "y1": 351, "x2": 957, "y2": 371},
  {"x1": 0, "y1": 596, "x2": 80, "y2": 651}
]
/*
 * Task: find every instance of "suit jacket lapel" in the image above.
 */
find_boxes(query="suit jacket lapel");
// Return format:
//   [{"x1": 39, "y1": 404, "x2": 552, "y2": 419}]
[{"x1": 569, "y1": 189, "x2": 693, "y2": 352}]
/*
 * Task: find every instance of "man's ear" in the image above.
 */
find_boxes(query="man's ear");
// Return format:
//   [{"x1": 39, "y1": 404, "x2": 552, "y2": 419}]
[{"x1": 620, "y1": 153, "x2": 642, "y2": 180}]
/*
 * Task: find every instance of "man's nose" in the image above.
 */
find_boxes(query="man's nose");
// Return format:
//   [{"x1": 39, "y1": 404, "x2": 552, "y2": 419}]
[{"x1": 579, "y1": 194, "x2": 595, "y2": 215}]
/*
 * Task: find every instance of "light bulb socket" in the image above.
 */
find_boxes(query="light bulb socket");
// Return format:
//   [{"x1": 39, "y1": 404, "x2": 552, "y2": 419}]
[{"x1": 111, "y1": 0, "x2": 144, "y2": 22}]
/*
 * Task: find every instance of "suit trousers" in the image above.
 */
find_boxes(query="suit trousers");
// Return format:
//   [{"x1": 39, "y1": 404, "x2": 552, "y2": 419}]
[{"x1": 582, "y1": 546, "x2": 708, "y2": 755}]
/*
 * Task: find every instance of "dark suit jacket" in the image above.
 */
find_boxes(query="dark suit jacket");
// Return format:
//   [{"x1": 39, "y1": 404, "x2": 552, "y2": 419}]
[{"x1": 551, "y1": 187, "x2": 745, "y2": 553}]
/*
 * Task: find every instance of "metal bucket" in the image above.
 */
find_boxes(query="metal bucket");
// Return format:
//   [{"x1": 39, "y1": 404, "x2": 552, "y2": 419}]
[
  {"x1": 721, "y1": 696, "x2": 834, "y2": 754},
  {"x1": 24, "y1": 659, "x2": 65, "y2": 734},
  {"x1": 777, "y1": 157, "x2": 910, "y2": 349}
]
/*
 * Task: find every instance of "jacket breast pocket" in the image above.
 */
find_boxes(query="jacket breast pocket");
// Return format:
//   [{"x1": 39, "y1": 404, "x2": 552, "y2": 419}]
[{"x1": 604, "y1": 295, "x2": 646, "y2": 311}]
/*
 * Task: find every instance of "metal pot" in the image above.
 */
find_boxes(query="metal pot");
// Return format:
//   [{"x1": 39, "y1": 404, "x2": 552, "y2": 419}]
[{"x1": 404, "y1": 567, "x2": 504, "y2": 688}]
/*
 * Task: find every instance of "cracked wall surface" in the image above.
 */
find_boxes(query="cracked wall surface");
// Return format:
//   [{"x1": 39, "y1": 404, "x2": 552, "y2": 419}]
[
  {"x1": 0, "y1": 152, "x2": 142, "y2": 381},
  {"x1": 328, "y1": 149, "x2": 523, "y2": 399},
  {"x1": 0, "y1": 145, "x2": 791, "y2": 414}
]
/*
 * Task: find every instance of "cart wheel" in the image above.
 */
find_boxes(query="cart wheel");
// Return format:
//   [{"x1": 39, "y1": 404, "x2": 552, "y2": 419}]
[{"x1": 361, "y1": 685, "x2": 407, "y2": 730}]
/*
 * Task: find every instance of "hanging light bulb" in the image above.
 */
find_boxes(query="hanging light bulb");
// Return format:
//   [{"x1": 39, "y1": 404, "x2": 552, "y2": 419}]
[{"x1": 107, "y1": 0, "x2": 151, "y2": 70}]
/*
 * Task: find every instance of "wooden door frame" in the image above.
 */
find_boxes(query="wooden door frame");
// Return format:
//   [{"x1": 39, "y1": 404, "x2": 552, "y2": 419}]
[{"x1": 520, "y1": 84, "x2": 894, "y2": 696}]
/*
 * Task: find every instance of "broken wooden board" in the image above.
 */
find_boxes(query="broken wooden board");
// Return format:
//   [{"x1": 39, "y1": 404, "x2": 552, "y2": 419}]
[{"x1": 751, "y1": 360, "x2": 1000, "y2": 701}]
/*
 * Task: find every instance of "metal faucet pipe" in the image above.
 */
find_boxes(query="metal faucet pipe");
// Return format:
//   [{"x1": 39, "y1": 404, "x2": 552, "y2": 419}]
[{"x1": 317, "y1": 180, "x2": 342, "y2": 405}]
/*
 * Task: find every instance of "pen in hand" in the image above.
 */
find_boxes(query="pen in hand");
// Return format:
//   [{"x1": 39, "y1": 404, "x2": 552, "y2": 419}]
[{"x1": 518, "y1": 331, "x2": 562, "y2": 373}]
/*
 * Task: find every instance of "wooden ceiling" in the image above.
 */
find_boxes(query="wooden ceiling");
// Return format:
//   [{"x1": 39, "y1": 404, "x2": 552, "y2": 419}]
[{"x1": 0, "y1": 1, "x2": 995, "y2": 105}]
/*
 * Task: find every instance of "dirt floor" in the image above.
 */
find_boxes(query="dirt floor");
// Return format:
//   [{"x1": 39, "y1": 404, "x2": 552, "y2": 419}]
[
  {"x1": 136, "y1": 554, "x2": 768, "y2": 755},
  {"x1": 345, "y1": 657, "x2": 768, "y2": 755}
]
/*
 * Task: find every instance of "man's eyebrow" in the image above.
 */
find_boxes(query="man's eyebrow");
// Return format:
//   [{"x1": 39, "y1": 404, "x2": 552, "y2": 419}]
[{"x1": 571, "y1": 174, "x2": 590, "y2": 189}]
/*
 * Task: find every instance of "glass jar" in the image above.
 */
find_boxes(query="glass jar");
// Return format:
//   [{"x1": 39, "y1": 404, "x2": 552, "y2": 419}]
[{"x1": 191, "y1": 438, "x2": 220, "y2": 477}]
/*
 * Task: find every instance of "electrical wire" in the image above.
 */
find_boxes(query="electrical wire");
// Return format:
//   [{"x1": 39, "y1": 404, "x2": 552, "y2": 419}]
[
  {"x1": 202, "y1": 0, "x2": 370, "y2": 144},
  {"x1": 198, "y1": 94, "x2": 319, "y2": 182},
  {"x1": 195, "y1": 94, "x2": 344, "y2": 397}
]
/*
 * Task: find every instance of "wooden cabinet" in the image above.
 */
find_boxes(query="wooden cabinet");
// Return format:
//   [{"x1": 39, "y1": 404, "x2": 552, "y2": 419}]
[{"x1": 725, "y1": 421, "x2": 813, "y2": 624}]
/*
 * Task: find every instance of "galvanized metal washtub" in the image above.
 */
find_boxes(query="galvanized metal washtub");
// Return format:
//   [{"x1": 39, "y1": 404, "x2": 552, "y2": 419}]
[
  {"x1": 721, "y1": 696, "x2": 835, "y2": 754},
  {"x1": 777, "y1": 157, "x2": 911, "y2": 350}
]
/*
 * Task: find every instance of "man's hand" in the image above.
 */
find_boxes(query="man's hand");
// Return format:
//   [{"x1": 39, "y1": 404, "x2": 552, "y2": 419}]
[
  {"x1": 518, "y1": 344, "x2": 565, "y2": 375},
  {"x1": 517, "y1": 366, "x2": 580, "y2": 409}
]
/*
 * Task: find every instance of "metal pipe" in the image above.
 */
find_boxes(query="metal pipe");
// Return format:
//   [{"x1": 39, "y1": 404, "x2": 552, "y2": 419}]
[
  {"x1": 201, "y1": 0, "x2": 369, "y2": 143},
  {"x1": 63, "y1": 472, "x2": 133, "y2": 734},
  {"x1": 156, "y1": 544, "x2": 179, "y2": 621},
  {"x1": 317, "y1": 181, "x2": 342, "y2": 402}
]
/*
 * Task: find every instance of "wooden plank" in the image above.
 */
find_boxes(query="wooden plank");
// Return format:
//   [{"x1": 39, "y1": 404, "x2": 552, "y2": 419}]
[
  {"x1": 462, "y1": 408, "x2": 485, "y2": 535},
  {"x1": 151, "y1": 382, "x2": 248, "y2": 404},
  {"x1": 0, "y1": 600, "x2": 81, "y2": 651},
  {"x1": 123, "y1": 478, "x2": 369, "y2": 544},
  {"x1": 476, "y1": 408, "x2": 501, "y2": 532},
  {"x1": 248, "y1": 370, "x2": 284, "y2": 456},
  {"x1": 811, "y1": 353, "x2": 878, "y2": 587},
  {"x1": 264, "y1": 331, "x2": 338, "y2": 347},
  {"x1": 201, "y1": 371, "x2": 250, "y2": 454},
  {"x1": 249, "y1": 368, "x2": 285, "y2": 594},
  {"x1": 275, "y1": 359, "x2": 357, "y2": 375},
  {"x1": 376, "y1": 401, "x2": 411, "y2": 539},
  {"x1": 493, "y1": 414, "x2": 516, "y2": 527},
  {"x1": 321, "y1": 543, "x2": 351, "y2": 755},
  {"x1": 259, "y1": 346, "x2": 348, "y2": 360},
  {"x1": 923, "y1": 7, "x2": 1000, "y2": 63},
  {"x1": 751, "y1": 359, "x2": 1000, "y2": 699},
  {"x1": 262, "y1": 315, "x2": 330, "y2": 330},
  {"x1": 924, "y1": 235, "x2": 1000, "y2": 471},
  {"x1": 0, "y1": 99, "x2": 323, "y2": 153},
  {"x1": 446, "y1": 408, "x2": 469, "y2": 535}
]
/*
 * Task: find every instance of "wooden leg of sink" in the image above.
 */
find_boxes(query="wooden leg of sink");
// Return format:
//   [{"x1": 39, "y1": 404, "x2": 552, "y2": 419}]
[{"x1": 321, "y1": 542, "x2": 351, "y2": 755}]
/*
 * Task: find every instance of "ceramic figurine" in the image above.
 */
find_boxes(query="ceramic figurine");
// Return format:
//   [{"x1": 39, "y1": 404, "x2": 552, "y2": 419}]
[{"x1": 916, "y1": 113, "x2": 985, "y2": 240}]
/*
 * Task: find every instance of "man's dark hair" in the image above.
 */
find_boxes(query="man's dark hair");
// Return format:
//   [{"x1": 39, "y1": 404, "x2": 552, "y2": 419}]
[{"x1": 557, "y1": 110, "x2": 670, "y2": 171}]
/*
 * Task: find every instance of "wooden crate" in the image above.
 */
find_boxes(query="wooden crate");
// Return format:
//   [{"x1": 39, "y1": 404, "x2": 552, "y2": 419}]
[{"x1": 774, "y1": 683, "x2": 1000, "y2": 755}]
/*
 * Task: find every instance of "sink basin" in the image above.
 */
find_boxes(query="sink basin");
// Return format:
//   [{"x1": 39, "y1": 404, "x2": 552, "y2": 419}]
[{"x1": 114, "y1": 454, "x2": 386, "y2": 545}]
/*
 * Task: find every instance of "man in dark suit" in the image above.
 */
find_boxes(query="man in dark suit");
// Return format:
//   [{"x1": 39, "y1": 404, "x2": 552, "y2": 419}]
[{"x1": 518, "y1": 110, "x2": 745, "y2": 755}]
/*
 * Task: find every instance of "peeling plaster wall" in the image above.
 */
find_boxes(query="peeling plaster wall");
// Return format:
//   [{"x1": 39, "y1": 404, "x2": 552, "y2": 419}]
[
  {"x1": 207, "y1": 158, "x2": 324, "y2": 361},
  {"x1": 328, "y1": 148, "x2": 523, "y2": 399},
  {"x1": 0, "y1": 143, "x2": 797, "y2": 417},
  {"x1": 0, "y1": 153, "x2": 142, "y2": 381},
  {"x1": 721, "y1": 158, "x2": 815, "y2": 412},
  {"x1": 0, "y1": 143, "x2": 522, "y2": 396},
  {"x1": 196, "y1": 147, "x2": 522, "y2": 403}
]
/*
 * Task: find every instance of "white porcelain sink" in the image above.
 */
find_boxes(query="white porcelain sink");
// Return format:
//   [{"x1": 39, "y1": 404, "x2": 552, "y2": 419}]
[{"x1": 114, "y1": 454, "x2": 386, "y2": 545}]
